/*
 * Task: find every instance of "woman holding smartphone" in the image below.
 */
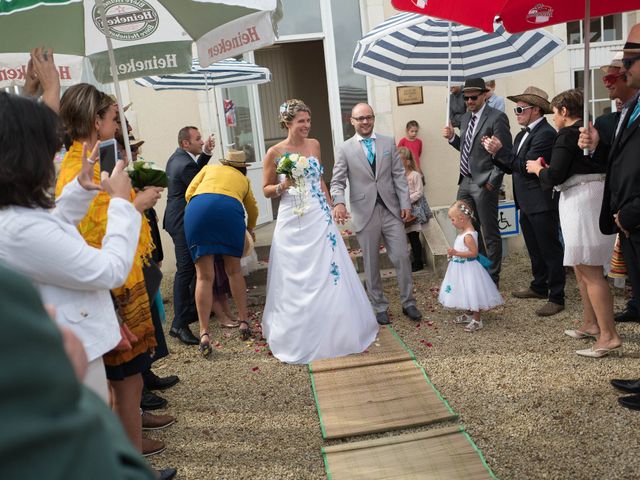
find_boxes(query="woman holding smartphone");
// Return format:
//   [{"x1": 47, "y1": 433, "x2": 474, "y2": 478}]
[{"x1": 55, "y1": 84, "x2": 163, "y2": 452}]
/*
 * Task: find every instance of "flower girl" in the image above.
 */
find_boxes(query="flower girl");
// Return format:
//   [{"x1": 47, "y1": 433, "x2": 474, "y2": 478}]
[{"x1": 438, "y1": 201, "x2": 503, "y2": 332}]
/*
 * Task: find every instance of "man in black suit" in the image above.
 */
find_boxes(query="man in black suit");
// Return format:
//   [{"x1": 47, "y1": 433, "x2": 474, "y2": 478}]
[
  {"x1": 484, "y1": 87, "x2": 565, "y2": 316},
  {"x1": 443, "y1": 77, "x2": 512, "y2": 284},
  {"x1": 580, "y1": 24, "x2": 640, "y2": 411},
  {"x1": 164, "y1": 127, "x2": 214, "y2": 345},
  {"x1": 594, "y1": 52, "x2": 640, "y2": 323}
]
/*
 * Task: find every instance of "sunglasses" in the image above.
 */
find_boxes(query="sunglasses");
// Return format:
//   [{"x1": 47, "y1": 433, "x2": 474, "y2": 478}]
[
  {"x1": 463, "y1": 95, "x2": 480, "y2": 101},
  {"x1": 603, "y1": 72, "x2": 625, "y2": 84},
  {"x1": 352, "y1": 115, "x2": 375, "y2": 123},
  {"x1": 622, "y1": 54, "x2": 640, "y2": 71},
  {"x1": 513, "y1": 105, "x2": 534, "y2": 115}
]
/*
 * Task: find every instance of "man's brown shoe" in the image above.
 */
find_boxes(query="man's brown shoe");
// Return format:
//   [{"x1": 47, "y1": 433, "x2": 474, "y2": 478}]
[
  {"x1": 142, "y1": 411, "x2": 176, "y2": 431},
  {"x1": 512, "y1": 288, "x2": 546, "y2": 299},
  {"x1": 535, "y1": 302, "x2": 564, "y2": 317},
  {"x1": 142, "y1": 436, "x2": 166, "y2": 457}
]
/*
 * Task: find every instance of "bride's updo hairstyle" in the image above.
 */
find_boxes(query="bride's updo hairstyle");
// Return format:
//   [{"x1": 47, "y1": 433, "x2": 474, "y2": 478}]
[{"x1": 279, "y1": 99, "x2": 311, "y2": 129}]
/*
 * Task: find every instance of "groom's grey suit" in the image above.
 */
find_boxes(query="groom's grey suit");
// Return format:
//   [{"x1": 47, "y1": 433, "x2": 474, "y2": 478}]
[{"x1": 331, "y1": 133, "x2": 416, "y2": 313}]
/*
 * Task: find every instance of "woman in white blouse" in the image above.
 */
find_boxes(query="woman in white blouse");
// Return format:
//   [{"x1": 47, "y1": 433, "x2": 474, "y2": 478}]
[{"x1": 0, "y1": 92, "x2": 160, "y2": 401}]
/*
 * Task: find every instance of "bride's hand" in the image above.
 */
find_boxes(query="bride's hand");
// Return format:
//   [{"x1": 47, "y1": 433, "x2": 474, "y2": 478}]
[{"x1": 282, "y1": 177, "x2": 294, "y2": 190}]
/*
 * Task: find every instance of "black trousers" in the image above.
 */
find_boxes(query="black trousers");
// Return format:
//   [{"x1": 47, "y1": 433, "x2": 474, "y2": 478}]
[
  {"x1": 520, "y1": 208, "x2": 566, "y2": 305},
  {"x1": 407, "y1": 231, "x2": 424, "y2": 267},
  {"x1": 620, "y1": 233, "x2": 640, "y2": 312},
  {"x1": 169, "y1": 229, "x2": 197, "y2": 330}
]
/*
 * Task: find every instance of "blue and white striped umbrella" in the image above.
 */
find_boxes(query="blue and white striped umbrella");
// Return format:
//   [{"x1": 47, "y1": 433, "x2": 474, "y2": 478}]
[
  {"x1": 135, "y1": 58, "x2": 271, "y2": 91},
  {"x1": 353, "y1": 13, "x2": 565, "y2": 86}
]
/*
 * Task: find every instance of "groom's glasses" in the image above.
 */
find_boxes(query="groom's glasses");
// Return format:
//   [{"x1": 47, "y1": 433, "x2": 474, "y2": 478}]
[{"x1": 352, "y1": 115, "x2": 375, "y2": 123}]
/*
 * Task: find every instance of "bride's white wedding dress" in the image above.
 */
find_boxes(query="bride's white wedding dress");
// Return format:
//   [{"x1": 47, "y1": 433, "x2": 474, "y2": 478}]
[{"x1": 262, "y1": 155, "x2": 378, "y2": 364}]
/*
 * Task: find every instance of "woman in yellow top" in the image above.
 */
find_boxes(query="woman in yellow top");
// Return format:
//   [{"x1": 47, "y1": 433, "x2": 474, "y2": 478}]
[
  {"x1": 185, "y1": 150, "x2": 258, "y2": 355},
  {"x1": 55, "y1": 83, "x2": 163, "y2": 453}
]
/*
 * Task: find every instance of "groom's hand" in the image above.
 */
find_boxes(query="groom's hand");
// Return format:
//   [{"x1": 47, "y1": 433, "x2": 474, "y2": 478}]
[
  {"x1": 333, "y1": 203, "x2": 350, "y2": 225},
  {"x1": 400, "y1": 208, "x2": 411, "y2": 221}
]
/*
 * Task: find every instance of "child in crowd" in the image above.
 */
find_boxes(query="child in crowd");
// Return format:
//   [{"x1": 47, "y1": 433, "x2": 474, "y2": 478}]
[
  {"x1": 398, "y1": 120, "x2": 423, "y2": 171},
  {"x1": 399, "y1": 147, "x2": 431, "y2": 272},
  {"x1": 438, "y1": 201, "x2": 503, "y2": 332}
]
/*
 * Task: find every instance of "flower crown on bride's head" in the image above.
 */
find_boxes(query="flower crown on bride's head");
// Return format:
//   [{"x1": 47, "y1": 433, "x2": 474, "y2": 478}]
[{"x1": 278, "y1": 99, "x2": 311, "y2": 129}]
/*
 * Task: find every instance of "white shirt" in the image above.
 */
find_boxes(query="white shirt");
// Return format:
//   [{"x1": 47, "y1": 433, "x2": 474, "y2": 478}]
[
  {"x1": 449, "y1": 104, "x2": 487, "y2": 144},
  {"x1": 517, "y1": 116, "x2": 545, "y2": 154},
  {"x1": 355, "y1": 132, "x2": 377, "y2": 159},
  {"x1": 0, "y1": 179, "x2": 142, "y2": 361}
]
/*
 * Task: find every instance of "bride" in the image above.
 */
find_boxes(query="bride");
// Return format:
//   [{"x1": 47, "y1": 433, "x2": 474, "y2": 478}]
[{"x1": 261, "y1": 99, "x2": 379, "y2": 364}]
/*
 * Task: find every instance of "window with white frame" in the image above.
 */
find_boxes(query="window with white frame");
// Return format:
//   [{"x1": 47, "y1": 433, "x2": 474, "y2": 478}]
[
  {"x1": 573, "y1": 68, "x2": 613, "y2": 119},
  {"x1": 567, "y1": 14, "x2": 624, "y2": 45}
]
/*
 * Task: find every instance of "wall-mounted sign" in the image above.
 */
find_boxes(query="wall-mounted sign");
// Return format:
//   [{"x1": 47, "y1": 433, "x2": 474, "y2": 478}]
[{"x1": 396, "y1": 86, "x2": 423, "y2": 106}]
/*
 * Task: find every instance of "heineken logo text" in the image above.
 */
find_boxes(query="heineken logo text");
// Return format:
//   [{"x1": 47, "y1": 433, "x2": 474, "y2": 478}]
[
  {"x1": 208, "y1": 27, "x2": 261, "y2": 59},
  {"x1": 93, "y1": 0, "x2": 159, "y2": 41},
  {"x1": 0, "y1": 65, "x2": 72, "y2": 82},
  {"x1": 115, "y1": 54, "x2": 177, "y2": 75}
]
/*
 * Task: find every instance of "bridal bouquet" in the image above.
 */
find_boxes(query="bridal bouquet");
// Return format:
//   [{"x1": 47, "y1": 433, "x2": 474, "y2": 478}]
[
  {"x1": 276, "y1": 153, "x2": 310, "y2": 217},
  {"x1": 128, "y1": 160, "x2": 168, "y2": 189}
]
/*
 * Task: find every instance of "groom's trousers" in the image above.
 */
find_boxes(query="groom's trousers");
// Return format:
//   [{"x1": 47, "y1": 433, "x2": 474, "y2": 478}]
[{"x1": 356, "y1": 203, "x2": 416, "y2": 313}]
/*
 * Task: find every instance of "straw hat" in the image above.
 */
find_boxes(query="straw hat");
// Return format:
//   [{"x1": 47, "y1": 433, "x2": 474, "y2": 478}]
[
  {"x1": 601, "y1": 52, "x2": 624, "y2": 72},
  {"x1": 507, "y1": 86, "x2": 552, "y2": 115},
  {"x1": 128, "y1": 135, "x2": 145, "y2": 148},
  {"x1": 614, "y1": 23, "x2": 640, "y2": 54},
  {"x1": 220, "y1": 149, "x2": 247, "y2": 168}
]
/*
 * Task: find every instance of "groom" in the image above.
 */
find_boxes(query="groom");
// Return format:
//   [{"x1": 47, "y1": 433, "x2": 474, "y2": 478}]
[{"x1": 331, "y1": 103, "x2": 422, "y2": 324}]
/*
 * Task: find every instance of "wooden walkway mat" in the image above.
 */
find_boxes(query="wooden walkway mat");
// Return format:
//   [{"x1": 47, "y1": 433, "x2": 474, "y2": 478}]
[
  {"x1": 310, "y1": 326, "x2": 413, "y2": 373},
  {"x1": 310, "y1": 360, "x2": 456, "y2": 440},
  {"x1": 323, "y1": 426, "x2": 496, "y2": 480}
]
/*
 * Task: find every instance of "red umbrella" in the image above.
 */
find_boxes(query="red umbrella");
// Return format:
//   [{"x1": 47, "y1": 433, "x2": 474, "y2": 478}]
[
  {"x1": 392, "y1": 0, "x2": 640, "y2": 152},
  {"x1": 391, "y1": 0, "x2": 640, "y2": 33}
]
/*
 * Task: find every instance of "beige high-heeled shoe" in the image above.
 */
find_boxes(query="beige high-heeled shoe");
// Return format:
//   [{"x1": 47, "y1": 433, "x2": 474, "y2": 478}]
[
  {"x1": 564, "y1": 329, "x2": 598, "y2": 339},
  {"x1": 575, "y1": 345, "x2": 622, "y2": 358}
]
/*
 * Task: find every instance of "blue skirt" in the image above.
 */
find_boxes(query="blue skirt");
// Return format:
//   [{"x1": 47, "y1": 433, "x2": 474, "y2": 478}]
[{"x1": 184, "y1": 193, "x2": 246, "y2": 261}]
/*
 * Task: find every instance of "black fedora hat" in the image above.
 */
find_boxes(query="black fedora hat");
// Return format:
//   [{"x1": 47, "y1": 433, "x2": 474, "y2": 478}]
[{"x1": 462, "y1": 78, "x2": 488, "y2": 93}]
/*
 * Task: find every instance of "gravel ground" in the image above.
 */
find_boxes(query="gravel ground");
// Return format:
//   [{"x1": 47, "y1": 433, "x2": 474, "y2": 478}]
[{"x1": 151, "y1": 251, "x2": 640, "y2": 479}]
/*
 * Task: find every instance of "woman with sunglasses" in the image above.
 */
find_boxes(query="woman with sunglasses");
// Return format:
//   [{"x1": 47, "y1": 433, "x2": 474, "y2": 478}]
[{"x1": 526, "y1": 89, "x2": 620, "y2": 358}]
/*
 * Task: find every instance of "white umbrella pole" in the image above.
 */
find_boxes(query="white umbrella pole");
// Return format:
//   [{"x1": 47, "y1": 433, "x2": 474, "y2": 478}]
[
  {"x1": 583, "y1": 0, "x2": 591, "y2": 155},
  {"x1": 96, "y1": 0, "x2": 132, "y2": 164},
  {"x1": 446, "y1": 22, "x2": 452, "y2": 126},
  {"x1": 204, "y1": 74, "x2": 215, "y2": 134}
]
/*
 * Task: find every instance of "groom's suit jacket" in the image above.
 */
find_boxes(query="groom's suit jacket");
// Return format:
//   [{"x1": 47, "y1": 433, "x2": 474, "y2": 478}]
[{"x1": 331, "y1": 133, "x2": 410, "y2": 232}]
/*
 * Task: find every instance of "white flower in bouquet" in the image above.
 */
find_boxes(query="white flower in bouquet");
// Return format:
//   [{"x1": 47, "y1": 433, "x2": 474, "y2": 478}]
[
  {"x1": 289, "y1": 153, "x2": 300, "y2": 162},
  {"x1": 297, "y1": 156, "x2": 309, "y2": 169},
  {"x1": 292, "y1": 164, "x2": 305, "y2": 177}
]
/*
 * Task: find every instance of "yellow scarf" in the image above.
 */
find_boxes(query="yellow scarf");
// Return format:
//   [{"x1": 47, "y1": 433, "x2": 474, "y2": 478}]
[{"x1": 55, "y1": 141, "x2": 156, "y2": 366}]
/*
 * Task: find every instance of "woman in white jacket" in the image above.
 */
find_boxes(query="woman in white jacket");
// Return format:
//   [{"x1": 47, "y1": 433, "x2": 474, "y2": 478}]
[{"x1": 0, "y1": 92, "x2": 161, "y2": 402}]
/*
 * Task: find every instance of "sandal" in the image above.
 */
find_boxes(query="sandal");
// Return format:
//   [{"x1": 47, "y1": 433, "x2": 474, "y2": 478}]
[
  {"x1": 464, "y1": 319, "x2": 483, "y2": 332},
  {"x1": 239, "y1": 321, "x2": 252, "y2": 341},
  {"x1": 199, "y1": 332, "x2": 212, "y2": 357},
  {"x1": 454, "y1": 313, "x2": 472, "y2": 324}
]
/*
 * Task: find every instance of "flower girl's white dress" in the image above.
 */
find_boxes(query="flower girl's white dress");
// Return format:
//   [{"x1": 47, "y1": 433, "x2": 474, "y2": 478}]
[
  {"x1": 262, "y1": 155, "x2": 378, "y2": 364},
  {"x1": 438, "y1": 231, "x2": 504, "y2": 312}
]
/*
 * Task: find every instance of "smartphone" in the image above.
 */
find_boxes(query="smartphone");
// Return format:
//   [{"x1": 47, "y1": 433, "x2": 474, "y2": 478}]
[{"x1": 99, "y1": 138, "x2": 118, "y2": 174}]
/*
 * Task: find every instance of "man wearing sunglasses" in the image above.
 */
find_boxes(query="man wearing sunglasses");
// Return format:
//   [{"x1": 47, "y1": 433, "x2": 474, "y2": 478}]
[
  {"x1": 484, "y1": 87, "x2": 565, "y2": 317},
  {"x1": 442, "y1": 77, "x2": 512, "y2": 285},
  {"x1": 580, "y1": 23, "x2": 640, "y2": 412}
]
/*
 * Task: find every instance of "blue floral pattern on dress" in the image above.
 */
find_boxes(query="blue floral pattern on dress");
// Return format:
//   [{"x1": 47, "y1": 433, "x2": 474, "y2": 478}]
[
  {"x1": 307, "y1": 159, "x2": 333, "y2": 225},
  {"x1": 327, "y1": 232, "x2": 337, "y2": 251},
  {"x1": 444, "y1": 285, "x2": 452, "y2": 294},
  {"x1": 330, "y1": 262, "x2": 340, "y2": 285}
]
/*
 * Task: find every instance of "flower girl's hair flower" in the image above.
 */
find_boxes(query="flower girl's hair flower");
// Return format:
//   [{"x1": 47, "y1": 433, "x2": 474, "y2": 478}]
[
  {"x1": 278, "y1": 98, "x2": 311, "y2": 129},
  {"x1": 449, "y1": 199, "x2": 475, "y2": 219}
]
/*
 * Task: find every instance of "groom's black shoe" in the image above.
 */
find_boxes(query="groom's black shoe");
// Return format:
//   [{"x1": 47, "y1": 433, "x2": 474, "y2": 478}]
[
  {"x1": 611, "y1": 378, "x2": 640, "y2": 394},
  {"x1": 402, "y1": 305, "x2": 422, "y2": 322},
  {"x1": 169, "y1": 326, "x2": 199, "y2": 345},
  {"x1": 376, "y1": 311, "x2": 391, "y2": 325}
]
